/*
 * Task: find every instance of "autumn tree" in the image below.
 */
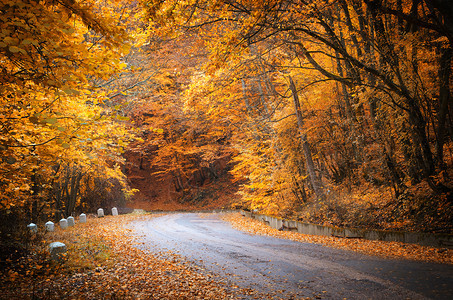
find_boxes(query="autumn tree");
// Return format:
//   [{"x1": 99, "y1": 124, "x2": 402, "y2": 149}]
[{"x1": 0, "y1": 0, "x2": 138, "y2": 245}]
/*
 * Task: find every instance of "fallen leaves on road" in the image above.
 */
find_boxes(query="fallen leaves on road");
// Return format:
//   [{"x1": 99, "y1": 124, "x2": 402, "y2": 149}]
[
  {"x1": 223, "y1": 213, "x2": 453, "y2": 265},
  {"x1": 1, "y1": 214, "x2": 239, "y2": 299}
]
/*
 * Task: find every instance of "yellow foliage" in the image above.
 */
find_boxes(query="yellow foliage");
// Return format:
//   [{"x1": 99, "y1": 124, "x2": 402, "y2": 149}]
[{"x1": 0, "y1": 0, "x2": 137, "y2": 212}]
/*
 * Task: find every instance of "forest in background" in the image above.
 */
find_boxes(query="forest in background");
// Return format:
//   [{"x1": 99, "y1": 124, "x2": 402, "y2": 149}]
[{"x1": 1, "y1": 0, "x2": 452, "y2": 254}]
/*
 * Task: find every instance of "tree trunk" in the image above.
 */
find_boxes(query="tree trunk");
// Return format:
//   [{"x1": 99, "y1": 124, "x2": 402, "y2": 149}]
[
  {"x1": 435, "y1": 45, "x2": 452, "y2": 169},
  {"x1": 289, "y1": 76, "x2": 325, "y2": 201}
]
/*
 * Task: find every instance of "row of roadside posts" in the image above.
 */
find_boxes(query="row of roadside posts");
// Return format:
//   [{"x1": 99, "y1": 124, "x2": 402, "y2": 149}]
[
  {"x1": 26, "y1": 207, "x2": 119, "y2": 260},
  {"x1": 26, "y1": 207, "x2": 119, "y2": 233}
]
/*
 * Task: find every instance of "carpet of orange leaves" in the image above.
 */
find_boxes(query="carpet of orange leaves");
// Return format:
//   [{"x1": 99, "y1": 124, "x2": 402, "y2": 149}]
[
  {"x1": 0, "y1": 214, "x2": 243, "y2": 299},
  {"x1": 222, "y1": 213, "x2": 453, "y2": 265}
]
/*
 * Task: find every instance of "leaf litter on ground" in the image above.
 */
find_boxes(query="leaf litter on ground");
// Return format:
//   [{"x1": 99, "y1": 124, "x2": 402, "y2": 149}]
[
  {"x1": 0, "y1": 214, "x2": 268, "y2": 299},
  {"x1": 222, "y1": 212, "x2": 453, "y2": 265}
]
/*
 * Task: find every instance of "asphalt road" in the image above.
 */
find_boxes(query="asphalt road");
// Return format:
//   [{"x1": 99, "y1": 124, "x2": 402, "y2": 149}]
[{"x1": 130, "y1": 213, "x2": 453, "y2": 299}]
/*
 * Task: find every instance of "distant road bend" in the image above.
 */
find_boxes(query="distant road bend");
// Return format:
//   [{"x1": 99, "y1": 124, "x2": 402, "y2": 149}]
[{"x1": 131, "y1": 213, "x2": 453, "y2": 299}]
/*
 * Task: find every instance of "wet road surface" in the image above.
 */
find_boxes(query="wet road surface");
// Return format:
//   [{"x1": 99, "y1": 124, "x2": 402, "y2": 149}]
[{"x1": 130, "y1": 213, "x2": 453, "y2": 299}]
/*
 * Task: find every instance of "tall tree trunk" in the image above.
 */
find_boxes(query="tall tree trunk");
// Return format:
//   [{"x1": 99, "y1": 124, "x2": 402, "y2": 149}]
[
  {"x1": 436, "y1": 45, "x2": 452, "y2": 169},
  {"x1": 289, "y1": 76, "x2": 325, "y2": 201}
]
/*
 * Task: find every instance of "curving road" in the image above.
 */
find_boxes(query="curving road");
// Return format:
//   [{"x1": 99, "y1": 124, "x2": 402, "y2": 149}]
[{"x1": 130, "y1": 213, "x2": 453, "y2": 299}]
